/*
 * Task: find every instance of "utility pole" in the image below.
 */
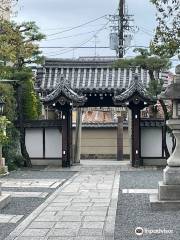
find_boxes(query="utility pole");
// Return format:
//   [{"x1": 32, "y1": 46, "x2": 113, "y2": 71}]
[
  {"x1": 118, "y1": 0, "x2": 124, "y2": 58},
  {"x1": 109, "y1": 0, "x2": 135, "y2": 58}
]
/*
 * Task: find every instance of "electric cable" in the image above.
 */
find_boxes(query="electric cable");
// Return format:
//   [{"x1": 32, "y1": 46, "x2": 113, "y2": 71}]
[
  {"x1": 43, "y1": 21, "x2": 110, "y2": 56},
  {"x1": 46, "y1": 15, "x2": 107, "y2": 37},
  {"x1": 43, "y1": 29, "x2": 107, "y2": 42}
]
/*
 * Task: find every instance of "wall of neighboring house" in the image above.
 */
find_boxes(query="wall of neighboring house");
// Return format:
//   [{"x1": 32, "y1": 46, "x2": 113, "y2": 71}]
[
  {"x1": 72, "y1": 127, "x2": 129, "y2": 159},
  {"x1": 72, "y1": 126, "x2": 172, "y2": 165}
]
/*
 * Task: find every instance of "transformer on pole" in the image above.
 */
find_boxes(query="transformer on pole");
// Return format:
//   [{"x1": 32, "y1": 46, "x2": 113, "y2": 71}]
[{"x1": 109, "y1": 0, "x2": 135, "y2": 58}]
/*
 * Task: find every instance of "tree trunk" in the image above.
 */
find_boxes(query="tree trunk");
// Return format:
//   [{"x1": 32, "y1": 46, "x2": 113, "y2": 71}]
[
  {"x1": 159, "y1": 99, "x2": 170, "y2": 159},
  {"x1": 16, "y1": 84, "x2": 32, "y2": 168},
  {"x1": 0, "y1": 144, "x2": 2, "y2": 165}
]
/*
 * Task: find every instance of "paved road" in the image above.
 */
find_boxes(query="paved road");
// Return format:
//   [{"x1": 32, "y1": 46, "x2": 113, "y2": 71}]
[{"x1": 3, "y1": 161, "x2": 122, "y2": 240}]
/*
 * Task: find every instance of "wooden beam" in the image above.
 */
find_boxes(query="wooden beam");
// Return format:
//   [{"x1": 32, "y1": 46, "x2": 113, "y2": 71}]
[
  {"x1": 117, "y1": 116, "x2": 123, "y2": 161},
  {"x1": 131, "y1": 106, "x2": 141, "y2": 167},
  {"x1": 67, "y1": 108, "x2": 73, "y2": 167},
  {"x1": 62, "y1": 110, "x2": 68, "y2": 167},
  {"x1": 62, "y1": 107, "x2": 72, "y2": 168},
  {"x1": 43, "y1": 128, "x2": 45, "y2": 158}
]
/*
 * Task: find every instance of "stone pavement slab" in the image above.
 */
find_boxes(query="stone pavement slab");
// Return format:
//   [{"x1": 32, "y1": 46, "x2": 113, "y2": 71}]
[
  {"x1": 122, "y1": 189, "x2": 158, "y2": 194},
  {"x1": 1, "y1": 179, "x2": 66, "y2": 188},
  {"x1": 4, "y1": 161, "x2": 121, "y2": 240},
  {"x1": 0, "y1": 214, "x2": 23, "y2": 223},
  {"x1": 2, "y1": 191, "x2": 49, "y2": 198}
]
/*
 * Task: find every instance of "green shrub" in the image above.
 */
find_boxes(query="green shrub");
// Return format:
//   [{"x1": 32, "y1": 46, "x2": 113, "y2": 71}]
[{"x1": 0, "y1": 166, "x2": 6, "y2": 175}]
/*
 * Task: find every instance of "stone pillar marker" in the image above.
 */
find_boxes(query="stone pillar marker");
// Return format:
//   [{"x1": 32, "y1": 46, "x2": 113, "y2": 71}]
[
  {"x1": 117, "y1": 116, "x2": 123, "y2": 161},
  {"x1": 74, "y1": 108, "x2": 82, "y2": 164},
  {"x1": 150, "y1": 64, "x2": 180, "y2": 210}
]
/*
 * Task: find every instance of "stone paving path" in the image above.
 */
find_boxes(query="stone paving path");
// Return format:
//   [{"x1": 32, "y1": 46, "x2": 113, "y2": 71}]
[{"x1": 4, "y1": 161, "x2": 121, "y2": 240}]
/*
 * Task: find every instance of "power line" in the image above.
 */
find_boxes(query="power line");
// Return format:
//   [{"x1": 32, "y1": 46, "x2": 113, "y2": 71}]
[
  {"x1": 40, "y1": 45, "x2": 149, "y2": 49},
  {"x1": 43, "y1": 29, "x2": 107, "y2": 42},
  {"x1": 139, "y1": 26, "x2": 154, "y2": 34},
  {"x1": 41, "y1": 23, "x2": 107, "y2": 31},
  {"x1": 41, "y1": 47, "x2": 109, "y2": 49},
  {"x1": 46, "y1": 22, "x2": 110, "y2": 57},
  {"x1": 46, "y1": 15, "x2": 107, "y2": 37},
  {"x1": 139, "y1": 27, "x2": 153, "y2": 37}
]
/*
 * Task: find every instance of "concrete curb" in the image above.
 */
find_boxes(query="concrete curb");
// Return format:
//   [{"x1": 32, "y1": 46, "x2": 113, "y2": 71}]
[
  {"x1": 104, "y1": 170, "x2": 120, "y2": 240},
  {"x1": 0, "y1": 194, "x2": 11, "y2": 210}
]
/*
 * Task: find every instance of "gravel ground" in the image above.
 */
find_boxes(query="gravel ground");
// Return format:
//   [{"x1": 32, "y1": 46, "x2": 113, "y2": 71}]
[
  {"x1": 115, "y1": 170, "x2": 180, "y2": 240},
  {"x1": 1, "y1": 187, "x2": 54, "y2": 192},
  {"x1": 0, "y1": 197, "x2": 43, "y2": 240},
  {"x1": 4, "y1": 168, "x2": 76, "y2": 179},
  {"x1": 120, "y1": 170, "x2": 163, "y2": 189},
  {"x1": 0, "y1": 169, "x2": 76, "y2": 240}
]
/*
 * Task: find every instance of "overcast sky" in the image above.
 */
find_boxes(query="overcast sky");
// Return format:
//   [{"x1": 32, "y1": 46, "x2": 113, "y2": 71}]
[{"x1": 14, "y1": 0, "x2": 157, "y2": 59}]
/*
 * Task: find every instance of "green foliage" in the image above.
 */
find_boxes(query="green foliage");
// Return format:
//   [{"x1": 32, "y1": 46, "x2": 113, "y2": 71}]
[
  {"x1": 148, "y1": 78, "x2": 164, "y2": 98},
  {"x1": 0, "y1": 20, "x2": 45, "y2": 68},
  {"x1": 114, "y1": 48, "x2": 171, "y2": 73},
  {"x1": 0, "y1": 166, "x2": 6, "y2": 175},
  {"x1": 22, "y1": 78, "x2": 42, "y2": 120},
  {"x1": 0, "y1": 116, "x2": 10, "y2": 144},
  {"x1": 0, "y1": 83, "x2": 16, "y2": 121},
  {"x1": 7, "y1": 155, "x2": 25, "y2": 171},
  {"x1": 0, "y1": 19, "x2": 44, "y2": 168},
  {"x1": 0, "y1": 68, "x2": 42, "y2": 120},
  {"x1": 150, "y1": 0, "x2": 180, "y2": 58},
  {"x1": 3, "y1": 124, "x2": 25, "y2": 170},
  {"x1": 114, "y1": 48, "x2": 171, "y2": 117}
]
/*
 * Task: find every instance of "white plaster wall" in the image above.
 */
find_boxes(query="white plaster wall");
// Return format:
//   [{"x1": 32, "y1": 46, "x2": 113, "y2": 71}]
[
  {"x1": 25, "y1": 129, "x2": 43, "y2": 158},
  {"x1": 141, "y1": 127, "x2": 162, "y2": 157},
  {"x1": 45, "y1": 129, "x2": 62, "y2": 158}
]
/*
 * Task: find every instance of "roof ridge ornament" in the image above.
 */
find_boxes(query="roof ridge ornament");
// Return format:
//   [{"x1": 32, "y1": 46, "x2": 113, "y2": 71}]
[
  {"x1": 56, "y1": 75, "x2": 71, "y2": 89},
  {"x1": 134, "y1": 74, "x2": 139, "y2": 84}
]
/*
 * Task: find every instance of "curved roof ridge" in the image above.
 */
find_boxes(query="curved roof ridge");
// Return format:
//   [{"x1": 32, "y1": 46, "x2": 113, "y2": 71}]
[{"x1": 43, "y1": 76, "x2": 86, "y2": 105}]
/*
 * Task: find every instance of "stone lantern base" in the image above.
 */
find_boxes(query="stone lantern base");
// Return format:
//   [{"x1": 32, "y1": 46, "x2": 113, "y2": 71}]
[
  {"x1": 150, "y1": 167, "x2": 180, "y2": 210},
  {"x1": 150, "y1": 120, "x2": 180, "y2": 210}
]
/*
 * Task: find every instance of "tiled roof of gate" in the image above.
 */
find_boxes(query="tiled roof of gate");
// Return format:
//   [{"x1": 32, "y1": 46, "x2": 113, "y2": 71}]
[
  {"x1": 35, "y1": 58, "x2": 154, "y2": 92},
  {"x1": 114, "y1": 74, "x2": 154, "y2": 103},
  {"x1": 43, "y1": 76, "x2": 86, "y2": 105}
]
